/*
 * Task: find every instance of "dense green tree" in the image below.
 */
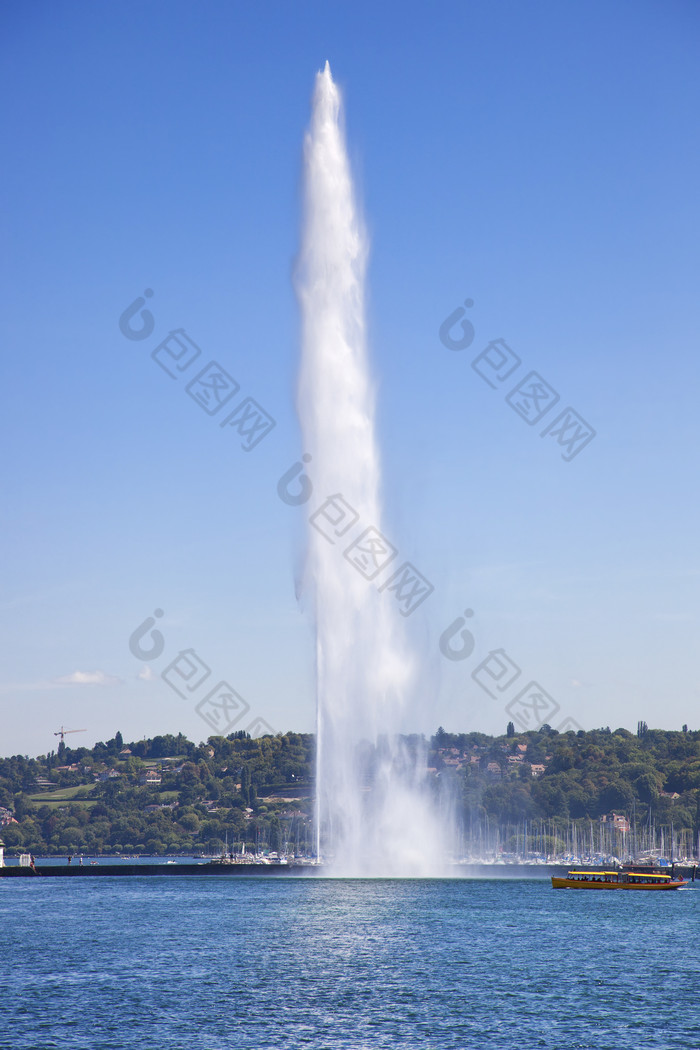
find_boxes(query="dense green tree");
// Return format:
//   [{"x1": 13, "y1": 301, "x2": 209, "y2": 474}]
[{"x1": 599, "y1": 779, "x2": 635, "y2": 814}]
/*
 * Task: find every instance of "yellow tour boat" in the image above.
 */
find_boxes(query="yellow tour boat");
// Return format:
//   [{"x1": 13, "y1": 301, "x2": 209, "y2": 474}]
[{"x1": 552, "y1": 870, "x2": 686, "y2": 890}]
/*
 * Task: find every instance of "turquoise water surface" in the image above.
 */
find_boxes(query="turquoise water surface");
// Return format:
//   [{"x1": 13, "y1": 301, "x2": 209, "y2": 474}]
[{"x1": 1, "y1": 877, "x2": 698, "y2": 1049}]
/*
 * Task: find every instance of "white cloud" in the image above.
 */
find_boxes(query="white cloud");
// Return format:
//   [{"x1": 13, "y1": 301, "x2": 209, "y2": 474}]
[
  {"x1": 53, "y1": 670, "x2": 122, "y2": 686},
  {"x1": 136, "y1": 666, "x2": 156, "y2": 682}
]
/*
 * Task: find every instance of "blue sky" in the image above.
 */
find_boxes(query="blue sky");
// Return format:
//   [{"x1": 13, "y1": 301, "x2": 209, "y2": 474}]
[{"x1": 1, "y1": 0, "x2": 699, "y2": 757}]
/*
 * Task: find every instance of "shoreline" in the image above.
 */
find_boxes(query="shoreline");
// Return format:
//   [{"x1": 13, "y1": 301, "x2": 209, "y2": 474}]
[{"x1": 2, "y1": 860, "x2": 697, "y2": 880}]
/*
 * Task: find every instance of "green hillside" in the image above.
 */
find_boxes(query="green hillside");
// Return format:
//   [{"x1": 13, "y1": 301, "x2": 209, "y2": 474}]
[{"x1": 1, "y1": 723, "x2": 698, "y2": 858}]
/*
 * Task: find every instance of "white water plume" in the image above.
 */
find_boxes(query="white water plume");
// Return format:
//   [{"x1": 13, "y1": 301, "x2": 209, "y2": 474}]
[{"x1": 295, "y1": 62, "x2": 449, "y2": 876}]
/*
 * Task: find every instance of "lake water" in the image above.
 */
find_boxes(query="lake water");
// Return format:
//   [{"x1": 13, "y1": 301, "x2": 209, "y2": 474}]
[{"x1": 1, "y1": 876, "x2": 698, "y2": 1049}]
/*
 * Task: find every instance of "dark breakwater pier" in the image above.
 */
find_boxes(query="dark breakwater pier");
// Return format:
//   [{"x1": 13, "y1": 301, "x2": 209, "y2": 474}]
[{"x1": 0, "y1": 861, "x2": 318, "y2": 878}]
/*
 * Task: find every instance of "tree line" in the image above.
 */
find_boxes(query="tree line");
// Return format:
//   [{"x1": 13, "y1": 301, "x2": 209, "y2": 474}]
[{"x1": 0, "y1": 723, "x2": 698, "y2": 857}]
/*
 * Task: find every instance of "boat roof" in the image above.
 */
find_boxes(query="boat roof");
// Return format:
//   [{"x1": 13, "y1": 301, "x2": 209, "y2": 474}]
[
  {"x1": 567, "y1": 870, "x2": 674, "y2": 879},
  {"x1": 622, "y1": 872, "x2": 674, "y2": 879},
  {"x1": 568, "y1": 871, "x2": 619, "y2": 875}
]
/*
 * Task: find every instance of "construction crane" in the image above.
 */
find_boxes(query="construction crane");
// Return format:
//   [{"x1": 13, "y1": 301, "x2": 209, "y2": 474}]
[{"x1": 54, "y1": 726, "x2": 86, "y2": 744}]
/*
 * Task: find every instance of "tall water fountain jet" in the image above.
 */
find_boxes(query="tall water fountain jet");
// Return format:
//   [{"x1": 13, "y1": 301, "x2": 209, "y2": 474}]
[{"x1": 295, "y1": 63, "x2": 449, "y2": 876}]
